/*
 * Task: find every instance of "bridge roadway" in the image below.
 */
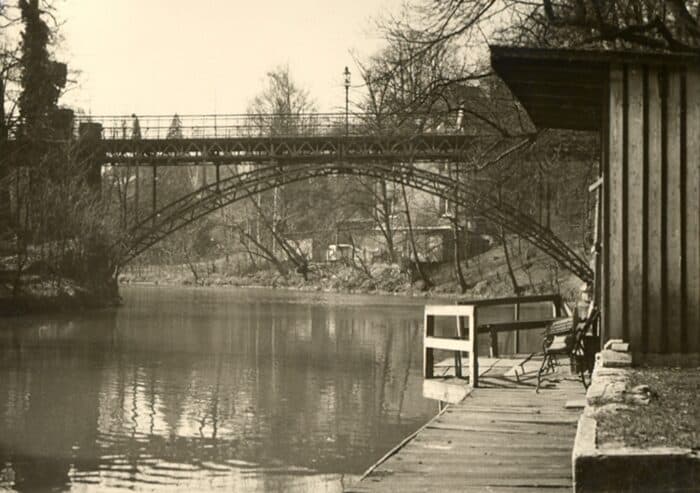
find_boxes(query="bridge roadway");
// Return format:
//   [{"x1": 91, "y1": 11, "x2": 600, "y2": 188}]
[
  {"x1": 4, "y1": 112, "x2": 475, "y2": 165},
  {"x1": 93, "y1": 133, "x2": 472, "y2": 165}
]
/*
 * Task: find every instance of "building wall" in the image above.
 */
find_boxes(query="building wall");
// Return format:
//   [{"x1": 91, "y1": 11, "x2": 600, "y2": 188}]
[{"x1": 603, "y1": 63, "x2": 700, "y2": 360}]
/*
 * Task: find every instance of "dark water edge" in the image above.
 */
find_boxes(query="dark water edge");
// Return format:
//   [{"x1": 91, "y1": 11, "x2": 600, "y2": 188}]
[
  {"x1": 0, "y1": 271, "x2": 122, "y2": 316},
  {"x1": 1, "y1": 264, "x2": 457, "y2": 317},
  {"x1": 0, "y1": 291, "x2": 121, "y2": 316},
  {"x1": 1, "y1": 279, "x2": 451, "y2": 318}
]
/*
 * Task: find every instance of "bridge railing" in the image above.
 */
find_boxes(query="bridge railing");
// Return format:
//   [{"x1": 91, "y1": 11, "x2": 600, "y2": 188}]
[{"x1": 70, "y1": 111, "x2": 464, "y2": 140}]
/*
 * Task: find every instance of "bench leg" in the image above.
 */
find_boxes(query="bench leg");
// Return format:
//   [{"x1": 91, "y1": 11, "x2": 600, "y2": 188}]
[
  {"x1": 535, "y1": 353, "x2": 551, "y2": 393},
  {"x1": 454, "y1": 351, "x2": 462, "y2": 378},
  {"x1": 489, "y1": 329, "x2": 498, "y2": 358},
  {"x1": 515, "y1": 352, "x2": 536, "y2": 383}
]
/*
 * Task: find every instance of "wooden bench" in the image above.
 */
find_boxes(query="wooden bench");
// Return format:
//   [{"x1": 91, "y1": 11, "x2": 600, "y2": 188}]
[{"x1": 536, "y1": 311, "x2": 600, "y2": 392}]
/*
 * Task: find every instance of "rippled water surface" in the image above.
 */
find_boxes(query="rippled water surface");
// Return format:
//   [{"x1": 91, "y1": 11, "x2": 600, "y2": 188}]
[{"x1": 0, "y1": 286, "x2": 436, "y2": 491}]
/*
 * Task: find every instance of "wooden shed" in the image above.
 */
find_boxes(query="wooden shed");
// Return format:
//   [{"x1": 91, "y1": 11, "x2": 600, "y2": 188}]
[{"x1": 490, "y1": 46, "x2": 700, "y2": 363}]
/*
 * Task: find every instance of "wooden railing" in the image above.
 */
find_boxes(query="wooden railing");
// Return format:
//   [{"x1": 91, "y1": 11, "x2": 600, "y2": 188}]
[
  {"x1": 424, "y1": 305, "x2": 479, "y2": 385},
  {"x1": 423, "y1": 295, "x2": 570, "y2": 387},
  {"x1": 459, "y1": 294, "x2": 567, "y2": 357}
]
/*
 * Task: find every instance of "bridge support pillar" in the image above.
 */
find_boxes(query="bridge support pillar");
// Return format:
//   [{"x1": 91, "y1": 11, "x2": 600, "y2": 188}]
[
  {"x1": 152, "y1": 165, "x2": 157, "y2": 222},
  {"x1": 78, "y1": 122, "x2": 104, "y2": 194}
]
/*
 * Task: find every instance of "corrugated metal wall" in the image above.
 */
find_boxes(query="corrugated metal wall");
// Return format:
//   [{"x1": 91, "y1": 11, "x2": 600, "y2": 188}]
[{"x1": 603, "y1": 63, "x2": 700, "y2": 358}]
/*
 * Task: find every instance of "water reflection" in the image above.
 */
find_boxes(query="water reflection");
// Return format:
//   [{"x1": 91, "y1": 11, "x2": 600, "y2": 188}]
[{"x1": 0, "y1": 287, "x2": 434, "y2": 492}]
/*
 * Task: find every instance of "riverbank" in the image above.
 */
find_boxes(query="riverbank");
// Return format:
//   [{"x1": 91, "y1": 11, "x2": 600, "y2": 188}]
[
  {"x1": 0, "y1": 273, "x2": 121, "y2": 315},
  {"x1": 1, "y1": 240, "x2": 585, "y2": 315},
  {"x1": 121, "y1": 241, "x2": 584, "y2": 302}
]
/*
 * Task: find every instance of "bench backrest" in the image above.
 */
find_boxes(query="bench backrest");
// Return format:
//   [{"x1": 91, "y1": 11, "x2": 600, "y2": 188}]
[{"x1": 547, "y1": 317, "x2": 576, "y2": 336}]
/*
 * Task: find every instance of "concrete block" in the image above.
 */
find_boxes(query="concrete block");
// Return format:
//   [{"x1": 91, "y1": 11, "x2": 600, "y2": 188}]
[
  {"x1": 565, "y1": 399, "x2": 586, "y2": 409},
  {"x1": 573, "y1": 353, "x2": 700, "y2": 492},
  {"x1": 609, "y1": 342, "x2": 630, "y2": 352},
  {"x1": 574, "y1": 447, "x2": 700, "y2": 492},
  {"x1": 599, "y1": 349, "x2": 632, "y2": 368},
  {"x1": 603, "y1": 339, "x2": 624, "y2": 350}
]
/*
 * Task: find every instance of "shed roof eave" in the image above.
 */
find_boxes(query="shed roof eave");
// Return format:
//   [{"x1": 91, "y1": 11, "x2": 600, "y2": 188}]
[
  {"x1": 490, "y1": 45, "x2": 700, "y2": 67},
  {"x1": 489, "y1": 45, "x2": 700, "y2": 131}
]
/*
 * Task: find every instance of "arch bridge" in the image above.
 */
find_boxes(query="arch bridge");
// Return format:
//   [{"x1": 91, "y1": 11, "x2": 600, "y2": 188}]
[{"x1": 3, "y1": 112, "x2": 593, "y2": 282}]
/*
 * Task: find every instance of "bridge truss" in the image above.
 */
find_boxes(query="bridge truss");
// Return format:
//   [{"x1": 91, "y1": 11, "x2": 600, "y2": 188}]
[
  {"x1": 93, "y1": 134, "x2": 474, "y2": 165},
  {"x1": 4, "y1": 112, "x2": 476, "y2": 164}
]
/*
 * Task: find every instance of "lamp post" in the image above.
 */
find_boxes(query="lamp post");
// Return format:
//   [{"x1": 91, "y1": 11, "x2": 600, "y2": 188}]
[{"x1": 343, "y1": 66, "x2": 351, "y2": 136}]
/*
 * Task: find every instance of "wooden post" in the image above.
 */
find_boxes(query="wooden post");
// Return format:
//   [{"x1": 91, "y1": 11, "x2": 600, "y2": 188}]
[
  {"x1": 685, "y1": 68, "x2": 700, "y2": 354},
  {"x1": 469, "y1": 306, "x2": 479, "y2": 388},
  {"x1": 490, "y1": 328, "x2": 498, "y2": 358},
  {"x1": 608, "y1": 64, "x2": 625, "y2": 341},
  {"x1": 647, "y1": 68, "x2": 663, "y2": 352},
  {"x1": 423, "y1": 311, "x2": 434, "y2": 379},
  {"x1": 589, "y1": 176, "x2": 603, "y2": 338},
  {"x1": 665, "y1": 71, "x2": 683, "y2": 353},
  {"x1": 627, "y1": 66, "x2": 644, "y2": 348},
  {"x1": 454, "y1": 314, "x2": 463, "y2": 378}
]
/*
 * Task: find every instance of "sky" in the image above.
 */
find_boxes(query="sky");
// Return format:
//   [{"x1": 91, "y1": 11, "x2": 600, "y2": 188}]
[{"x1": 54, "y1": 0, "x2": 402, "y2": 116}]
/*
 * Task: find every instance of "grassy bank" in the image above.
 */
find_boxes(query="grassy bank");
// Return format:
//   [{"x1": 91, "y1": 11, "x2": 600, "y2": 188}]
[{"x1": 596, "y1": 367, "x2": 700, "y2": 449}]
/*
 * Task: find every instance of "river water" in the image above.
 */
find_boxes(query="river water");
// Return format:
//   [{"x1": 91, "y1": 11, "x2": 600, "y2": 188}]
[{"x1": 0, "y1": 286, "x2": 437, "y2": 492}]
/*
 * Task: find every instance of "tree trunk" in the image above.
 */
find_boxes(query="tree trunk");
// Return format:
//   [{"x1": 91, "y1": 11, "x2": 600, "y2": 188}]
[
  {"x1": 452, "y1": 165, "x2": 467, "y2": 293},
  {"x1": 380, "y1": 179, "x2": 396, "y2": 262},
  {"x1": 348, "y1": 234, "x2": 373, "y2": 279},
  {"x1": 0, "y1": 75, "x2": 5, "y2": 142},
  {"x1": 545, "y1": 180, "x2": 551, "y2": 228},
  {"x1": 400, "y1": 182, "x2": 432, "y2": 290},
  {"x1": 238, "y1": 226, "x2": 289, "y2": 278},
  {"x1": 453, "y1": 221, "x2": 467, "y2": 293},
  {"x1": 184, "y1": 251, "x2": 201, "y2": 286},
  {"x1": 243, "y1": 219, "x2": 258, "y2": 269},
  {"x1": 0, "y1": 75, "x2": 7, "y2": 229},
  {"x1": 500, "y1": 227, "x2": 521, "y2": 295},
  {"x1": 246, "y1": 195, "x2": 307, "y2": 277}
]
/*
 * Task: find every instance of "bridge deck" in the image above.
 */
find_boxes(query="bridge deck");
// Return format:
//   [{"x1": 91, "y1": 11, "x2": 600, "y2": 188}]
[
  {"x1": 349, "y1": 356, "x2": 585, "y2": 493},
  {"x1": 2, "y1": 133, "x2": 474, "y2": 165}
]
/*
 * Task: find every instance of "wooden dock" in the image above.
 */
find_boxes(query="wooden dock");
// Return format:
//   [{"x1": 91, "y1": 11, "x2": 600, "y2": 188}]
[{"x1": 349, "y1": 356, "x2": 585, "y2": 493}]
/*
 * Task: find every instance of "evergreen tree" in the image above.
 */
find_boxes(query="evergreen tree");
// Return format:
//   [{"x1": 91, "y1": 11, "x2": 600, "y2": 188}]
[
  {"x1": 166, "y1": 113, "x2": 183, "y2": 139},
  {"x1": 17, "y1": 0, "x2": 66, "y2": 139}
]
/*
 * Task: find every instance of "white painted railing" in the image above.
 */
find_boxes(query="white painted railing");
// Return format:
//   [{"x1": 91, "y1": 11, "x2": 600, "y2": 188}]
[{"x1": 423, "y1": 305, "x2": 479, "y2": 387}]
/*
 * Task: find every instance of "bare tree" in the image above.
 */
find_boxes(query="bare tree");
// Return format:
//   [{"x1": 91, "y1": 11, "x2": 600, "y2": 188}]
[
  {"x1": 399, "y1": 180, "x2": 433, "y2": 290},
  {"x1": 230, "y1": 66, "x2": 320, "y2": 279},
  {"x1": 351, "y1": 177, "x2": 398, "y2": 263},
  {"x1": 247, "y1": 64, "x2": 316, "y2": 135},
  {"x1": 385, "y1": 1, "x2": 700, "y2": 59}
]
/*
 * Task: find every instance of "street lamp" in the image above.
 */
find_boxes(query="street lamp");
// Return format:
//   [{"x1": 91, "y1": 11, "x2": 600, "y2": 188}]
[{"x1": 343, "y1": 66, "x2": 351, "y2": 136}]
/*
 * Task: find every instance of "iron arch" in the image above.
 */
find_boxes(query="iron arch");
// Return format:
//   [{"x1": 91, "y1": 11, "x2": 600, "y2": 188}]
[{"x1": 115, "y1": 163, "x2": 593, "y2": 282}]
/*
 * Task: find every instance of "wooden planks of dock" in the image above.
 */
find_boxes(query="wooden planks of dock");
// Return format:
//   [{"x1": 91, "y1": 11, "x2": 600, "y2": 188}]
[{"x1": 349, "y1": 357, "x2": 585, "y2": 493}]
